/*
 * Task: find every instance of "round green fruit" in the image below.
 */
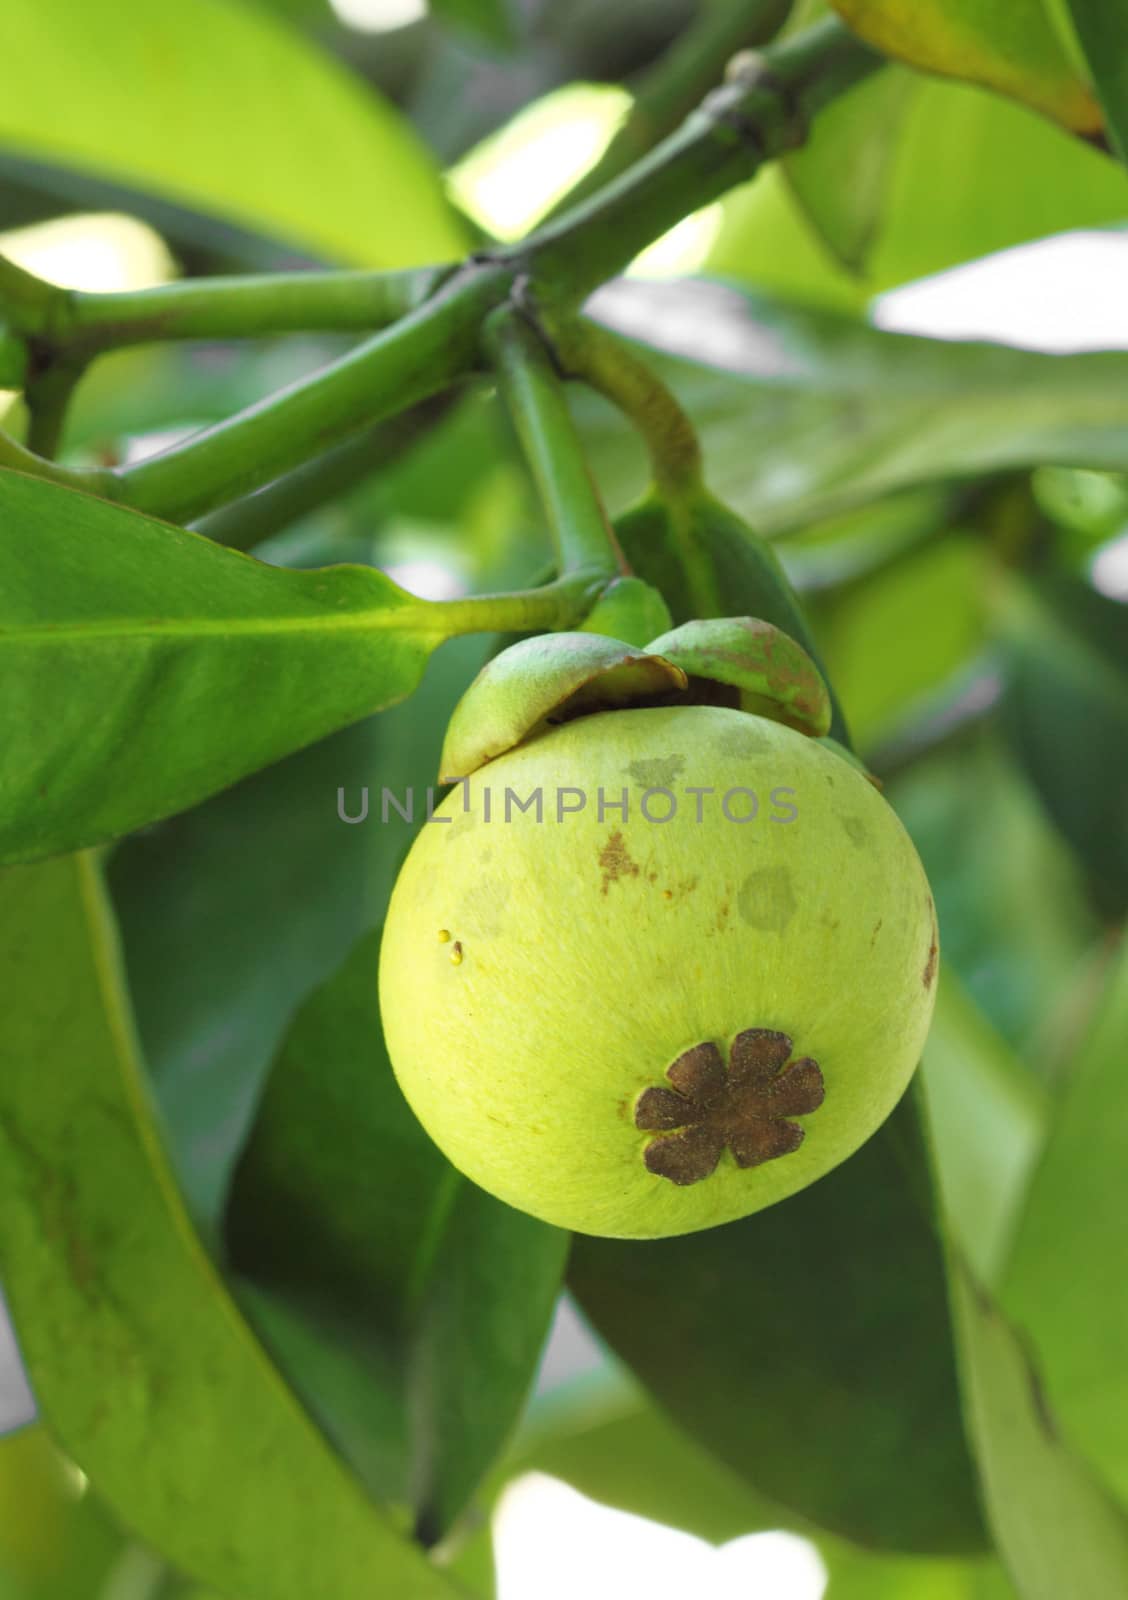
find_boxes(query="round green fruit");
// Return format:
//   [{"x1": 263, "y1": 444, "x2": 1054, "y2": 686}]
[{"x1": 379, "y1": 705, "x2": 938, "y2": 1239}]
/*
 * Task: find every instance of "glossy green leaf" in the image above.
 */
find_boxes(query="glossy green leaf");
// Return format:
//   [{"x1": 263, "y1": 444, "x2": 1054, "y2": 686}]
[
  {"x1": 611, "y1": 489, "x2": 851, "y2": 743},
  {"x1": 226, "y1": 929, "x2": 567, "y2": 1541},
  {"x1": 108, "y1": 636, "x2": 484, "y2": 1232},
  {"x1": 814, "y1": 537, "x2": 988, "y2": 748},
  {"x1": 707, "y1": 76, "x2": 1128, "y2": 306},
  {"x1": 784, "y1": 67, "x2": 916, "y2": 273},
  {"x1": 0, "y1": 0, "x2": 464, "y2": 266},
  {"x1": 1003, "y1": 933, "x2": 1128, "y2": 1505},
  {"x1": 569, "y1": 1091, "x2": 987, "y2": 1554},
  {"x1": 920, "y1": 977, "x2": 1047, "y2": 1285},
  {"x1": 583, "y1": 278, "x2": 1128, "y2": 536},
  {"x1": 952, "y1": 1255, "x2": 1128, "y2": 1600},
  {"x1": 107, "y1": 399, "x2": 533, "y2": 1233},
  {"x1": 1060, "y1": 0, "x2": 1128, "y2": 161},
  {"x1": 888, "y1": 731, "x2": 1099, "y2": 1052},
  {"x1": 506, "y1": 1393, "x2": 786, "y2": 1546},
  {"x1": 0, "y1": 469, "x2": 454, "y2": 866},
  {"x1": 831, "y1": 0, "x2": 1100, "y2": 133},
  {"x1": 997, "y1": 575, "x2": 1128, "y2": 916},
  {"x1": 486, "y1": 1381, "x2": 1015, "y2": 1599},
  {"x1": 0, "y1": 854, "x2": 461, "y2": 1600}
]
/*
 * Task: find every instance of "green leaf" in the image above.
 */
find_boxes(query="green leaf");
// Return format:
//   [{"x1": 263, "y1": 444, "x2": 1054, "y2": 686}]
[
  {"x1": 813, "y1": 537, "x2": 988, "y2": 749},
  {"x1": 706, "y1": 76, "x2": 1128, "y2": 305},
  {"x1": 0, "y1": 0, "x2": 464, "y2": 266},
  {"x1": 1003, "y1": 932, "x2": 1128, "y2": 1506},
  {"x1": 568, "y1": 1091, "x2": 987, "y2": 1554},
  {"x1": 611, "y1": 489, "x2": 852, "y2": 744},
  {"x1": 487, "y1": 1386, "x2": 1015, "y2": 1599},
  {"x1": 107, "y1": 399, "x2": 535, "y2": 1233},
  {"x1": 225, "y1": 928, "x2": 568, "y2": 1542},
  {"x1": 951, "y1": 1255, "x2": 1128, "y2": 1600},
  {"x1": 0, "y1": 469, "x2": 451, "y2": 866},
  {"x1": 783, "y1": 68, "x2": 916, "y2": 273},
  {"x1": 107, "y1": 637, "x2": 484, "y2": 1232},
  {"x1": 582, "y1": 279, "x2": 1128, "y2": 535},
  {"x1": 830, "y1": 0, "x2": 1100, "y2": 135},
  {"x1": 0, "y1": 853, "x2": 461, "y2": 1599},
  {"x1": 506, "y1": 1394, "x2": 786, "y2": 1547},
  {"x1": 996, "y1": 575, "x2": 1128, "y2": 916},
  {"x1": 1060, "y1": 0, "x2": 1128, "y2": 161},
  {"x1": 888, "y1": 731, "x2": 1100, "y2": 1051},
  {"x1": 920, "y1": 977, "x2": 1048, "y2": 1285}
]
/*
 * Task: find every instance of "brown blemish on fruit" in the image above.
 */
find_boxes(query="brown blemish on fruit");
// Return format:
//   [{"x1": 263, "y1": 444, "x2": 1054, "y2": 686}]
[
  {"x1": 923, "y1": 936, "x2": 938, "y2": 989},
  {"x1": 636, "y1": 1029, "x2": 824, "y2": 1185},
  {"x1": 662, "y1": 889, "x2": 674, "y2": 901},
  {"x1": 716, "y1": 899, "x2": 730, "y2": 930},
  {"x1": 871, "y1": 918, "x2": 883, "y2": 946},
  {"x1": 737, "y1": 867, "x2": 797, "y2": 933},
  {"x1": 599, "y1": 831, "x2": 640, "y2": 894},
  {"x1": 450, "y1": 941, "x2": 463, "y2": 966}
]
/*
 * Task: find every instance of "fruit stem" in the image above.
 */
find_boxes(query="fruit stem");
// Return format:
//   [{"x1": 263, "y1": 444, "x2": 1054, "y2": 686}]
[
  {"x1": 483, "y1": 302, "x2": 626, "y2": 584},
  {"x1": 550, "y1": 314, "x2": 705, "y2": 500}
]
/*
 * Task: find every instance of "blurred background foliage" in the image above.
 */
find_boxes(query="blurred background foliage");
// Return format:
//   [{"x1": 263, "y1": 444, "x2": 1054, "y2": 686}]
[{"x1": 1, "y1": 0, "x2": 1127, "y2": 1597}]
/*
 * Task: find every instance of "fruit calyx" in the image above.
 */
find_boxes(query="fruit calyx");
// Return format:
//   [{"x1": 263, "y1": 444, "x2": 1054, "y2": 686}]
[{"x1": 439, "y1": 616, "x2": 832, "y2": 781}]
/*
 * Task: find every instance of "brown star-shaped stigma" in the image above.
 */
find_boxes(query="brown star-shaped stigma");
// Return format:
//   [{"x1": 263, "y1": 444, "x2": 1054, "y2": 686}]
[{"x1": 635, "y1": 1029, "x2": 825, "y2": 1186}]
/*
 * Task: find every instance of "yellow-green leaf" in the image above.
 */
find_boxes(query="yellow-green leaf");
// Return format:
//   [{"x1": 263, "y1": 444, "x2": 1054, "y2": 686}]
[
  {"x1": 0, "y1": 853, "x2": 462, "y2": 1600},
  {"x1": 0, "y1": 0, "x2": 465, "y2": 266},
  {"x1": 831, "y1": 0, "x2": 1102, "y2": 135}
]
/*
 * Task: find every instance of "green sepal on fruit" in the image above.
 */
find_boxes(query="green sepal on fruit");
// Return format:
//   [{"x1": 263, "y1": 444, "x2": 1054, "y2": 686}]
[
  {"x1": 438, "y1": 632, "x2": 688, "y2": 782},
  {"x1": 612, "y1": 486, "x2": 852, "y2": 744},
  {"x1": 647, "y1": 617, "x2": 832, "y2": 736},
  {"x1": 439, "y1": 615, "x2": 832, "y2": 781},
  {"x1": 381, "y1": 624, "x2": 938, "y2": 1240}
]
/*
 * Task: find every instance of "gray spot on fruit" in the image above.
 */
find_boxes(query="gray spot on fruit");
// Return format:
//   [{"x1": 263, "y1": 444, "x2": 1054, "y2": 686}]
[
  {"x1": 841, "y1": 815, "x2": 869, "y2": 848},
  {"x1": 737, "y1": 867, "x2": 797, "y2": 933},
  {"x1": 445, "y1": 807, "x2": 478, "y2": 841},
  {"x1": 454, "y1": 875, "x2": 510, "y2": 938},
  {"x1": 625, "y1": 754, "x2": 686, "y2": 788},
  {"x1": 717, "y1": 725, "x2": 770, "y2": 760}
]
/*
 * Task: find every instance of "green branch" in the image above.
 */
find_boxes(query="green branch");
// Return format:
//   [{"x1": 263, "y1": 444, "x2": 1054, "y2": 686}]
[
  {"x1": 540, "y1": 0, "x2": 795, "y2": 223},
  {"x1": 518, "y1": 18, "x2": 880, "y2": 304},
  {"x1": 49, "y1": 265, "x2": 454, "y2": 354},
  {"x1": 0, "y1": 263, "x2": 507, "y2": 524},
  {"x1": 191, "y1": 395, "x2": 453, "y2": 551},
  {"x1": 23, "y1": 359, "x2": 86, "y2": 459},
  {"x1": 0, "y1": 20, "x2": 878, "y2": 527},
  {"x1": 484, "y1": 303, "x2": 624, "y2": 582},
  {"x1": 0, "y1": 252, "x2": 56, "y2": 327}
]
